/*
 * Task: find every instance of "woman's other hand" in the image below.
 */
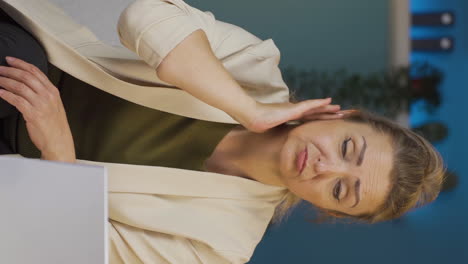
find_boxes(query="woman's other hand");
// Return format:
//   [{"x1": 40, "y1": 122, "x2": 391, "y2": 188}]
[
  {"x1": 0, "y1": 56, "x2": 76, "y2": 163},
  {"x1": 235, "y1": 97, "x2": 347, "y2": 133}
]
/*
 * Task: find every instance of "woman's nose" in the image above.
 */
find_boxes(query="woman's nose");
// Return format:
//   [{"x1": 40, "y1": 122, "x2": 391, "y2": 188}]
[
  {"x1": 314, "y1": 160, "x2": 329, "y2": 174},
  {"x1": 314, "y1": 158, "x2": 345, "y2": 175}
]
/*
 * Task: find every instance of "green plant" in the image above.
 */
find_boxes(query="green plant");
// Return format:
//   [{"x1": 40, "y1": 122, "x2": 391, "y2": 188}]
[
  {"x1": 410, "y1": 62, "x2": 443, "y2": 113},
  {"x1": 282, "y1": 62, "x2": 443, "y2": 119}
]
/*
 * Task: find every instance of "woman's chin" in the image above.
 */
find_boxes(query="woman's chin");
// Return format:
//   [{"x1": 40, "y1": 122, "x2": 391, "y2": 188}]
[{"x1": 278, "y1": 137, "x2": 301, "y2": 181}]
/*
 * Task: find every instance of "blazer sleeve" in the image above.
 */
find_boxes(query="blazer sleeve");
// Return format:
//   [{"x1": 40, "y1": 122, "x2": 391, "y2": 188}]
[{"x1": 117, "y1": 0, "x2": 263, "y2": 69}]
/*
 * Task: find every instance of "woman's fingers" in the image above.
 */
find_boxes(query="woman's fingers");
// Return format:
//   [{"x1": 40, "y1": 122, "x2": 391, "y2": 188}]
[
  {"x1": 5, "y1": 56, "x2": 54, "y2": 91},
  {"x1": 297, "y1": 98, "x2": 332, "y2": 112},
  {"x1": 298, "y1": 104, "x2": 340, "y2": 119},
  {"x1": 0, "y1": 65, "x2": 46, "y2": 94},
  {"x1": 0, "y1": 57, "x2": 60, "y2": 108},
  {"x1": 303, "y1": 113, "x2": 344, "y2": 120},
  {"x1": 0, "y1": 58, "x2": 75, "y2": 162},
  {"x1": 284, "y1": 98, "x2": 332, "y2": 121},
  {"x1": 244, "y1": 98, "x2": 344, "y2": 133},
  {"x1": 310, "y1": 104, "x2": 341, "y2": 113},
  {"x1": 302, "y1": 109, "x2": 359, "y2": 121},
  {"x1": 0, "y1": 76, "x2": 38, "y2": 106},
  {"x1": 0, "y1": 89, "x2": 33, "y2": 119}
]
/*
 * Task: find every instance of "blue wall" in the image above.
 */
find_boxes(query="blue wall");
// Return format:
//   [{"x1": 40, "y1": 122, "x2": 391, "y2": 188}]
[
  {"x1": 188, "y1": 0, "x2": 389, "y2": 73},
  {"x1": 192, "y1": 1, "x2": 466, "y2": 263}
]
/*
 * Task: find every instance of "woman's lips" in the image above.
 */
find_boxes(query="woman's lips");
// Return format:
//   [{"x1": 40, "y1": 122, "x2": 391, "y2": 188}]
[{"x1": 296, "y1": 147, "x2": 308, "y2": 173}]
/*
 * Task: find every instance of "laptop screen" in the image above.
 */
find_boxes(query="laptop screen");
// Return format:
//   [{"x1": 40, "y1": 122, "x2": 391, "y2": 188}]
[{"x1": 0, "y1": 156, "x2": 108, "y2": 264}]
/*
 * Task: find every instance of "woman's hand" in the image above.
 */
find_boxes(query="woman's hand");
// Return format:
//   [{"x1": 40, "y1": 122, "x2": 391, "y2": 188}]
[
  {"x1": 0, "y1": 56, "x2": 76, "y2": 163},
  {"x1": 233, "y1": 98, "x2": 348, "y2": 133}
]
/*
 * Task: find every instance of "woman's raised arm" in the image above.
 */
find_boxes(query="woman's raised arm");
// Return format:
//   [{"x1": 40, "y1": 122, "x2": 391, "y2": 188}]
[
  {"x1": 153, "y1": 29, "x2": 260, "y2": 129},
  {"x1": 118, "y1": 0, "x2": 344, "y2": 132}
]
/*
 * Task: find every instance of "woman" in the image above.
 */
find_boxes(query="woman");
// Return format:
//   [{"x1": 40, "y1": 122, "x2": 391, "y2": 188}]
[{"x1": 0, "y1": 0, "x2": 445, "y2": 263}]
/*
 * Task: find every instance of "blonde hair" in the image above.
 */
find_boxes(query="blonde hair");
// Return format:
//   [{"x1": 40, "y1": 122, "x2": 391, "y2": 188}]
[
  {"x1": 271, "y1": 110, "x2": 446, "y2": 224},
  {"x1": 271, "y1": 192, "x2": 302, "y2": 224}
]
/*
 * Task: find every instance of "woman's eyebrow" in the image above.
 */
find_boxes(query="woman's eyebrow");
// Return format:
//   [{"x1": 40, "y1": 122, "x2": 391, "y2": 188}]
[
  {"x1": 351, "y1": 136, "x2": 366, "y2": 208},
  {"x1": 357, "y1": 136, "x2": 367, "y2": 166},
  {"x1": 351, "y1": 179, "x2": 361, "y2": 208}
]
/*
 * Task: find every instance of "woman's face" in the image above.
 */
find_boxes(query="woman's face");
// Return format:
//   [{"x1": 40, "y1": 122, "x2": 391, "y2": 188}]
[{"x1": 278, "y1": 120, "x2": 394, "y2": 216}]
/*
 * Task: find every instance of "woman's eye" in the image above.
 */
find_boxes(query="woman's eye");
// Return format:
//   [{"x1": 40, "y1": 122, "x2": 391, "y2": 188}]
[
  {"x1": 333, "y1": 180, "x2": 342, "y2": 201},
  {"x1": 342, "y1": 138, "x2": 351, "y2": 158}
]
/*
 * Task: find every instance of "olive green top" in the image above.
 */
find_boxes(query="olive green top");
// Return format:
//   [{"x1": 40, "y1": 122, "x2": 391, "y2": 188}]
[{"x1": 16, "y1": 65, "x2": 237, "y2": 171}]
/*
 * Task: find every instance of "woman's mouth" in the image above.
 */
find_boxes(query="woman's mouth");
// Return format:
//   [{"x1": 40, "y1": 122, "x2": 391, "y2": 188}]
[{"x1": 296, "y1": 147, "x2": 308, "y2": 173}]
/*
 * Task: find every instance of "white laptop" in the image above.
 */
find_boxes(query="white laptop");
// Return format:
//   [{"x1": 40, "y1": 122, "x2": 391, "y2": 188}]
[{"x1": 0, "y1": 156, "x2": 108, "y2": 264}]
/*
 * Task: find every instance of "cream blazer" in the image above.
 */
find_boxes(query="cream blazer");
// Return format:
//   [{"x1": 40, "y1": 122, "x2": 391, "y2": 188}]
[{"x1": 0, "y1": 0, "x2": 291, "y2": 263}]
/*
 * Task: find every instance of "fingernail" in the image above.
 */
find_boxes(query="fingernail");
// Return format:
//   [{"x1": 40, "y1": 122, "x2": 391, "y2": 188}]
[{"x1": 5, "y1": 56, "x2": 15, "y2": 62}]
